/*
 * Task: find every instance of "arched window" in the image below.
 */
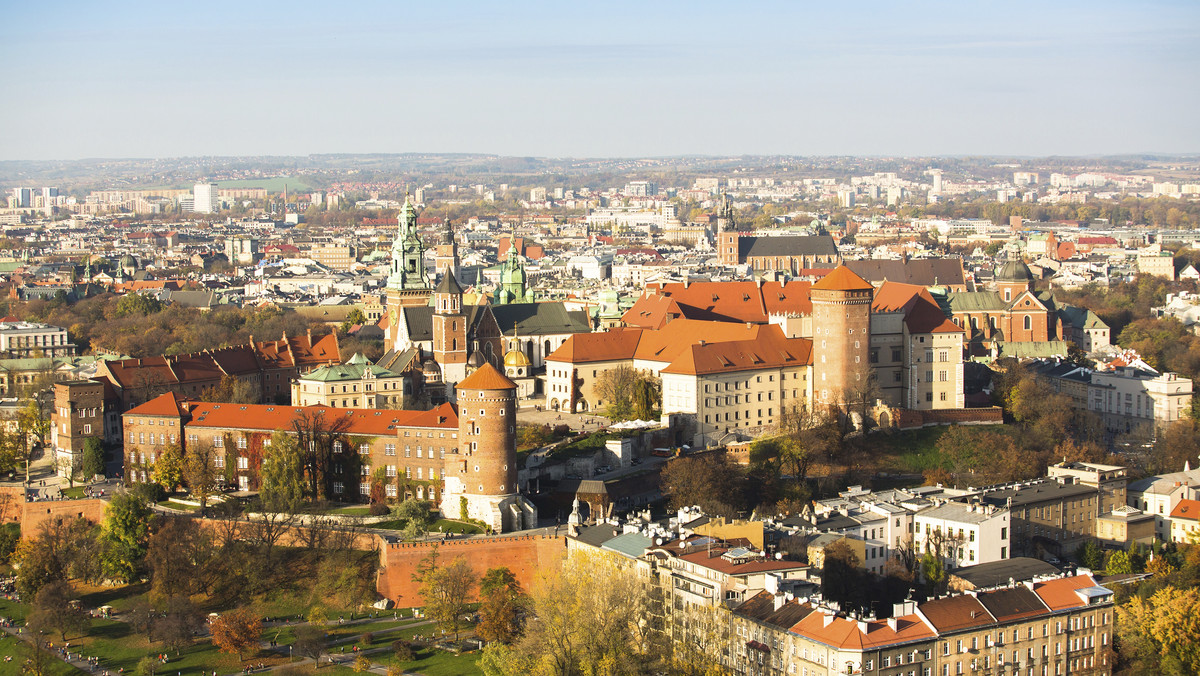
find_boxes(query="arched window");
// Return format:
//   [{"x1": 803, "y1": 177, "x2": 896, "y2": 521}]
[{"x1": 1023, "y1": 315, "x2": 1032, "y2": 331}]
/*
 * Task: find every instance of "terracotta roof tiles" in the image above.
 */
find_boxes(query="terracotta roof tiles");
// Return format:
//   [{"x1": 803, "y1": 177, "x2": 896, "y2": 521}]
[{"x1": 456, "y1": 362, "x2": 517, "y2": 391}]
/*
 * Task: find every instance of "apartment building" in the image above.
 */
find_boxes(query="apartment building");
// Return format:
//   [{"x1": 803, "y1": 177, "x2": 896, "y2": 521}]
[
  {"x1": 976, "y1": 477, "x2": 1100, "y2": 559},
  {"x1": 913, "y1": 501, "x2": 1011, "y2": 568},
  {"x1": 1126, "y1": 466, "x2": 1200, "y2": 540},
  {"x1": 0, "y1": 321, "x2": 75, "y2": 358},
  {"x1": 1088, "y1": 367, "x2": 1192, "y2": 439},
  {"x1": 728, "y1": 573, "x2": 1114, "y2": 676},
  {"x1": 290, "y1": 353, "x2": 409, "y2": 408}
]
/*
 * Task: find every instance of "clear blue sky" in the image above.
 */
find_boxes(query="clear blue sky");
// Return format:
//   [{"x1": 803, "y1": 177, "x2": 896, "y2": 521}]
[{"x1": 2, "y1": 1, "x2": 1197, "y2": 160}]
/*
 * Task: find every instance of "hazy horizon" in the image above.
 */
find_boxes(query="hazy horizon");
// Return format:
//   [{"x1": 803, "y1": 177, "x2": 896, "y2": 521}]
[{"x1": 3, "y1": 0, "x2": 1198, "y2": 162}]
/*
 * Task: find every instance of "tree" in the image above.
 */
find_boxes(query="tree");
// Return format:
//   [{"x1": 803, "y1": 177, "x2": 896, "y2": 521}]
[
  {"x1": 659, "y1": 454, "x2": 745, "y2": 517},
  {"x1": 146, "y1": 516, "x2": 215, "y2": 601},
  {"x1": 413, "y1": 547, "x2": 476, "y2": 640},
  {"x1": 13, "y1": 515, "x2": 100, "y2": 598},
  {"x1": 81, "y1": 437, "x2": 106, "y2": 479},
  {"x1": 821, "y1": 540, "x2": 867, "y2": 616},
  {"x1": 1105, "y1": 549, "x2": 1133, "y2": 575},
  {"x1": 98, "y1": 490, "x2": 154, "y2": 583},
  {"x1": 211, "y1": 607, "x2": 263, "y2": 662},
  {"x1": 921, "y1": 551, "x2": 947, "y2": 595},
  {"x1": 16, "y1": 398, "x2": 50, "y2": 479},
  {"x1": 182, "y1": 440, "x2": 220, "y2": 513},
  {"x1": 394, "y1": 498, "x2": 433, "y2": 539},
  {"x1": 260, "y1": 430, "x2": 305, "y2": 513},
  {"x1": 201, "y1": 374, "x2": 260, "y2": 405},
  {"x1": 28, "y1": 580, "x2": 90, "y2": 640},
  {"x1": 593, "y1": 364, "x2": 659, "y2": 421},
  {"x1": 294, "y1": 625, "x2": 327, "y2": 666},
  {"x1": 157, "y1": 596, "x2": 203, "y2": 654},
  {"x1": 1075, "y1": 540, "x2": 1104, "y2": 570},
  {"x1": 1118, "y1": 585, "x2": 1200, "y2": 675},
  {"x1": 292, "y1": 407, "x2": 352, "y2": 500},
  {"x1": 478, "y1": 567, "x2": 525, "y2": 644},
  {"x1": 152, "y1": 442, "x2": 183, "y2": 491}
]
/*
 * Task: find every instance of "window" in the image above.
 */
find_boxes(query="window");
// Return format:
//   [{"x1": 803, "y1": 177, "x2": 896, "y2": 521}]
[
  {"x1": 1024, "y1": 315, "x2": 1032, "y2": 331},
  {"x1": 237, "y1": 456, "x2": 249, "y2": 470},
  {"x1": 385, "y1": 443, "x2": 396, "y2": 456},
  {"x1": 359, "y1": 443, "x2": 370, "y2": 455}
]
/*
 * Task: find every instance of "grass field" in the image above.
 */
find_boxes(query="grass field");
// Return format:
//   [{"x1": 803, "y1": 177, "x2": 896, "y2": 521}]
[
  {"x1": 0, "y1": 634, "x2": 85, "y2": 675},
  {"x1": 381, "y1": 646, "x2": 485, "y2": 675}
]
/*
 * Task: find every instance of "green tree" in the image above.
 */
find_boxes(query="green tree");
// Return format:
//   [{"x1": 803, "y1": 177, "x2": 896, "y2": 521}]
[
  {"x1": 260, "y1": 430, "x2": 305, "y2": 512},
  {"x1": 1074, "y1": 540, "x2": 1103, "y2": 570},
  {"x1": 99, "y1": 491, "x2": 154, "y2": 583},
  {"x1": 115, "y1": 292, "x2": 163, "y2": 317},
  {"x1": 921, "y1": 551, "x2": 947, "y2": 594},
  {"x1": 1105, "y1": 549, "x2": 1133, "y2": 575},
  {"x1": 394, "y1": 498, "x2": 433, "y2": 539},
  {"x1": 16, "y1": 398, "x2": 50, "y2": 479},
  {"x1": 82, "y1": 437, "x2": 106, "y2": 479}
]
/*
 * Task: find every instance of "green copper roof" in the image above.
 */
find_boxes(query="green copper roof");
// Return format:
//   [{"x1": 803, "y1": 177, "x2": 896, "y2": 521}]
[
  {"x1": 946, "y1": 291, "x2": 1008, "y2": 312},
  {"x1": 299, "y1": 361, "x2": 402, "y2": 383}
]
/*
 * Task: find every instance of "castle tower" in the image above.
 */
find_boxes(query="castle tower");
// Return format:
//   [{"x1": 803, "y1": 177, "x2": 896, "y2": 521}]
[
  {"x1": 432, "y1": 271, "x2": 468, "y2": 386},
  {"x1": 442, "y1": 363, "x2": 537, "y2": 532},
  {"x1": 433, "y1": 216, "x2": 460, "y2": 283},
  {"x1": 495, "y1": 238, "x2": 532, "y2": 305},
  {"x1": 810, "y1": 265, "x2": 874, "y2": 407},
  {"x1": 384, "y1": 195, "x2": 432, "y2": 350}
]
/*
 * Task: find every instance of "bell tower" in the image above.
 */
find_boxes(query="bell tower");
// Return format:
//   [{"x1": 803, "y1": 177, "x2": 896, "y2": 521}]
[
  {"x1": 432, "y1": 272, "x2": 468, "y2": 385},
  {"x1": 384, "y1": 195, "x2": 432, "y2": 350}
]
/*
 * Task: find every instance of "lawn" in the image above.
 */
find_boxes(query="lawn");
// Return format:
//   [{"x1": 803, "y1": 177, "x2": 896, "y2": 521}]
[
  {"x1": 371, "y1": 517, "x2": 483, "y2": 535},
  {"x1": 549, "y1": 430, "x2": 631, "y2": 460},
  {"x1": 60, "y1": 486, "x2": 87, "y2": 499},
  {"x1": 380, "y1": 645, "x2": 485, "y2": 676},
  {"x1": 0, "y1": 634, "x2": 85, "y2": 675}
]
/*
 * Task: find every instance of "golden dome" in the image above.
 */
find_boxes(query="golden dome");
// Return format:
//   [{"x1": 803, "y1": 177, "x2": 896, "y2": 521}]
[{"x1": 504, "y1": 348, "x2": 531, "y2": 369}]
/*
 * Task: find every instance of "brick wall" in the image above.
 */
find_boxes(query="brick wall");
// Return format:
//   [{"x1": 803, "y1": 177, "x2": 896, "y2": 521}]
[
  {"x1": 376, "y1": 534, "x2": 566, "y2": 607},
  {"x1": 20, "y1": 498, "x2": 108, "y2": 536}
]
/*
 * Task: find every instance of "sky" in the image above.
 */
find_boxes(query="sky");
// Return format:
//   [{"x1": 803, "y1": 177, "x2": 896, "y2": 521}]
[{"x1": 2, "y1": 0, "x2": 1198, "y2": 160}]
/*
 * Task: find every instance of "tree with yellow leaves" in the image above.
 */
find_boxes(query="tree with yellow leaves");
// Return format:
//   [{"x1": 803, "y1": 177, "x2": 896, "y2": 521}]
[{"x1": 1117, "y1": 586, "x2": 1200, "y2": 675}]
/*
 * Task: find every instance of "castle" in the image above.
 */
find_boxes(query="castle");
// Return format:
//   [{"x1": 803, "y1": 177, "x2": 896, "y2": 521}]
[{"x1": 121, "y1": 361, "x2": 536, "y2": 532}]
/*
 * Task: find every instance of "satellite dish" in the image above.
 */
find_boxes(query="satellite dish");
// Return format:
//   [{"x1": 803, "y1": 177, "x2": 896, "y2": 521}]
[
  {"x1": 776, "y1": 552, "x2": 783, "y2": 560},
  {"x1": 656, "y1": 538, "x2": 664, "y2": 546}
]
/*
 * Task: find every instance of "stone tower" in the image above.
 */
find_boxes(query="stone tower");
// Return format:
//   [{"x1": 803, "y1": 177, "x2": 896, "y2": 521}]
[
  {"x1": 433, "y1": 216, "x2": 460, "y2": 283},
  {"x1": 810, "y1": 265, "x2": 874, "y2": 407},
  {"x1": 384, "y1": 195, "x2": 431, "y2": 350},
  {"x1": 716, "y1": 193, "x2": 741, "y2": 266},
  {"x1": 431, "y1": 271, "x2": 468, "y2": 386},
  {"x1": 442, "y1": 363, "x2": 537, "y2": 532}
]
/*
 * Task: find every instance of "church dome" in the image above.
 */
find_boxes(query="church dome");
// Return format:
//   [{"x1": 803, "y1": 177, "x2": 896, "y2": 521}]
[
  {"x1": 996, "y1": 259, "x2": 1033, "y2": 282},
  {"x1": 422, "y1": 359, "x2": 441, "y2": 375},
  {"x1": 467, "y1": 351, "x2": 485, "y2": 368},
  {"x1": 504, "y1": 348, "x2": 531, "y2": 369},
  {"x1": 120, "y1": 254, "x2": 138, "y2": 270}
]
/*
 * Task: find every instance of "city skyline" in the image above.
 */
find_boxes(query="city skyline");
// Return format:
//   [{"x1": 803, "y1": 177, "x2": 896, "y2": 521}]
[{"x1": 2, "y1": 0, "x2": 1198, "y2": 161}]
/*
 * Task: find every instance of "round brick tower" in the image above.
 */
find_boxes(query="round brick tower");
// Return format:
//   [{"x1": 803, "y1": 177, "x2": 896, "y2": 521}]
[
  {"x1": 810, "y1": 265, "x2": 874, "y2": 406},
  {"x1": 442, "y1": 363, "x2": 536, "y2": 532}
]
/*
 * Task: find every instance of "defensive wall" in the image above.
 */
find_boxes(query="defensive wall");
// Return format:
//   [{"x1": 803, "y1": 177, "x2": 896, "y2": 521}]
[
  {"x1": 20, "y1": 497, "x2": 108, "y2": 536},
  {"x1": 377, "y1": 533, "x2": 566, "y2": 607}
]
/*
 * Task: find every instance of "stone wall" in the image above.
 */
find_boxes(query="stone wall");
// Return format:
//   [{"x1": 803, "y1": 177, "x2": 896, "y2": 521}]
[
  {"x1": 20, "y1": 497, "x2": 108, "y2": 536},
  {"x1": 376, "y1": 534, "x2": 566, "y2": 608}
]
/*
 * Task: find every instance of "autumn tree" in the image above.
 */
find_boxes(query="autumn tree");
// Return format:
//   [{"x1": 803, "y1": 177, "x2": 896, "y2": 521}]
[
  {"x1": 98, "y1": 490, "x2": 154, "y2": 583},
  {"x1": 201, "y1": 374, "x2": 260, "y2": 405},
  {"x1": 13, "y1": 515, "x2": 100, "y2": 598},
  {"x1": 1117, "y1": 585, "x2": 1200, "y2": 675},
  {"x1": 821, "y1": 540, "x2": 868, "y2": 616},
  {"x1": 28, "y1": 580, "x2": 90, "y2": 641},
  {"x1": 478, "y1": 567, "x2": 525, "y2": 644},
  {"x1": 413, "y1": 547, "x2": 476, "y2": 640},
  {"x1": 593, "y1": 364, "x2": 659, "y2": 421},
  {"x1": 659, "y1": 453, "x2": 745, "y2": 517},
  {"x1": 157, "y1": 596, "x2": 204, "y2": 654},
  {"x1": 146, "y1": 516, "x2": 216, "y2": 601},
  {"x1": 294, "y1": 624, "x2": 327, "y2": 666},
  {"x1": 152, "y1": 442, "x2": 183, "y2": 491},
  {"x1": 211, "y1": 607, "x2": 263, "y2": 663},
  {"x1": 182, "y1": 440, "x2": 220, "y2": 513}
]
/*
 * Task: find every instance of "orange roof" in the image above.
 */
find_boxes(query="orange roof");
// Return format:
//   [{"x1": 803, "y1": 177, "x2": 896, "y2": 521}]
[
  {"x1": 548, "y1": 329, "x2": 644, "y2": 363},
  {"x1": 183, "y1": 401, "x2": 458, "y2": 435},
  {"x1": 661, "y1": 332, "x2": 812, "y2": 376},
  {"x1": 811, "y1": 265, "x2": 873, "y2": 292},
  {"x1": 916, "y1": 594, "x2": 994, "y2": 633},
  {"x1": 641, "y1": 280, "x2": 814, "y2": 324},
  {"x1": 789, "y1": 607, "x2": 934, "y2": 651},
  {"x1": 1031, "y1": 574, "x2": 1100, "y2": 611},
  {"x1": 1170, "y1": 498, "x2": 1200, "y2": 521},
  {"x1": 872, "y1": 281, "x2": 962, "y2": 335},
  {"x1": 456, "y1": 362, "x2": 516, "y2": 391},
  {"x1": 632, "y1": 320, "x2": 766, "y2": 364},
  {"x1": 125, "y1": 392, "x2": 187, "y2": 417}
]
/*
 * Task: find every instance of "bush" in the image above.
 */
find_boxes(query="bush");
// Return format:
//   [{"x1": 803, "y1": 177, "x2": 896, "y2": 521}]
[
  {"x1": 369, "y1": 502, "x2": 389, "y2": 516},
  {"x1": 131, "y1": 481, "x2": 164, "y2": 504},
  {"x1": 392, "y1": 639, "x2": 415, "y2": 661},
  {"x1": 359, "y1": 631, "x2": 374, "y2": 647},
  {"x1": 353, "y1": 656, "x2": 371, "y2": 672}
]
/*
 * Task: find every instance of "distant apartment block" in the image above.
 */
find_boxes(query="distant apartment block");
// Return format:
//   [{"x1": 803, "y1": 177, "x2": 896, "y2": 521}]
[
  {"x1": 0, "y1": 321, "x2": 76, "y2": 358},
  {"x1": 193, "y1": 182, "x2": 219, "y2": 213}
]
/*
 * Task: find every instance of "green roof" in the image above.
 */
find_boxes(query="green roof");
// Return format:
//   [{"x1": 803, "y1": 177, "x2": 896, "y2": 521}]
[
  {"x1": 995, "y1": 341, "x2": 1069, "y2": 359},
  {"x1": 947, "y1": 291, "x2": 1008, "y2": 312},
  {"x1": 299, "y1": 361, "x2": 402, "y2": 383}
]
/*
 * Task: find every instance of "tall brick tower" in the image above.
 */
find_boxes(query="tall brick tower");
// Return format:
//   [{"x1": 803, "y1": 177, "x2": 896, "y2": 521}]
[
  {"x1": 442, "y1": 363, "x2": 537, "y2": 532},
  {"x1": 431, "y1": 271, "x2": 468, "y2": 386},
  {"x1": 810, "y1": 265, "x2": 874, "y2": 406},
  {"x1": 716, "y1": 193, "x2": 742, "y2": 266}
]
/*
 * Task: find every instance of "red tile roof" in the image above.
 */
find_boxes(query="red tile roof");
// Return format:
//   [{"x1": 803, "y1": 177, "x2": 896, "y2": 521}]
[
  {"x1": 125, "y1": 392, "x2": 187, "y2": 417},
  {"x1": 456, "y1": 362, "x2": 516, "y2": 391},
  {"x1": 547, "y1": 328, "x2": 644, "y2": 363},
  {"x1": 181, "y1": 401, "x2": 458, "y2": 435},
  {"x1": 811, "y1": 265, "x2": 873, "y2": 292},
  {"x1": 1031, "y1": 574, "x2": 1101, "y2": 611},
  {"x1": 661, "y1": 332, "x2": 812, "y2": 376},
  {"x1": 916, "y1": 594, "x2": 994, "y2": 633},
  {"x1": 1170, "y1": 498, "x2": 1200, "y2": 521}
]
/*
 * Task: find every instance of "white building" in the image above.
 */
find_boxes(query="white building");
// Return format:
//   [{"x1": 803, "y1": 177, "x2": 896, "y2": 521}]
[
  {"x1": 913, "y1": 501, "x2": 1010, "y2": 569},
  {"x1": 1089, "y1": 367, "x2": 1192, "y2": 438},
  {"x1": 193, "y1": 182, "x2": 219, "y2": 213},
  {"x1": 1127, "y1": 467, "x2": 1200, "y2": 540},
  {"x1": 0, "y1": 321, "x2": 75, "y2": 357}
]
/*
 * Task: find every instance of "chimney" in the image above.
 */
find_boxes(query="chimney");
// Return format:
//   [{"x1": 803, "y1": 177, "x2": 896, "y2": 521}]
[
  {"x1": 886, "y1": 617, "x2": 898, "y2": 632},
  {"x1": 773, "y1": 594, "x2": 786, "y2": 612},
  {"x1": 822, "y1": 611, "x2": 835, "y2": 628}
]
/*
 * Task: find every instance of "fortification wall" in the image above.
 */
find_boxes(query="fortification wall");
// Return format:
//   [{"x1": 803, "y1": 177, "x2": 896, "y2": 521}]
[
  {"x1": 377, "y1": 534, "x2": 566, "y2": 607},
  {"x1": 20, "y1": 498, "x2": 108, "y2": 536}
]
